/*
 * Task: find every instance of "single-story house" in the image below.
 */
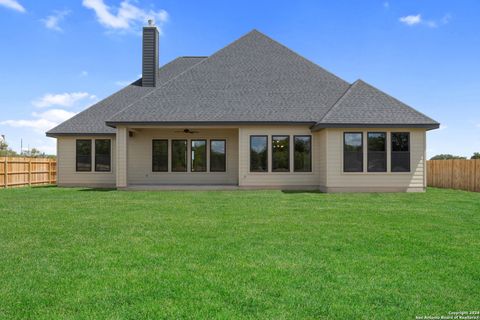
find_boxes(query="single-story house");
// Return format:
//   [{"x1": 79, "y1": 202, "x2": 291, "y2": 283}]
[{"x1": 47, "y1": 24, "x2": 439, "y2": 192}]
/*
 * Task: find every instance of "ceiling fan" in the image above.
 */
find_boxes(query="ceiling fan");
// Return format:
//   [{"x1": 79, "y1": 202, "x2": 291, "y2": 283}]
[{"x1": 174, "y1": 128, "x2": 200, "y2": 134}]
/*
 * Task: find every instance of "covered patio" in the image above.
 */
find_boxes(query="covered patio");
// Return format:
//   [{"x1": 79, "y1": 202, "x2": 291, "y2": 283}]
[{"x1": 116, "y1": 126, "x2": 240, "y2": 188}]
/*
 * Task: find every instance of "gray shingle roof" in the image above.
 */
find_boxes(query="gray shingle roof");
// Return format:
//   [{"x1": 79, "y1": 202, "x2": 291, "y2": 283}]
[
  {"x1": 313, "y1": 80, "x2": 439, "y2": 129},
  {"x1": 47, "y1": 30, "x2": 439, "y2": 136},
  {"x1": 46, "y1": 56, "x2": 206, "y2": 136},
  {"x1": 106, "y1": 30, "x2": 350, "y2": 124}
]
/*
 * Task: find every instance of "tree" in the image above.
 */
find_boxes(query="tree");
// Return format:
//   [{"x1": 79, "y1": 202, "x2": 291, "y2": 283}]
[
  {"x1": 471, "y1": 152, "x2": 480, "y2": 160},
  {"x1": 0, "y1": 137, "x2": 18, "y2": 157},
  {"x1": 22, "y1": 148, "x2": 46, "y2": 158},
  {"x1": 0, "y1": 140, "x2": 7, "y2": 152},
  {"x1": 430, "y1": 154, "x2": 467, "y2": 160}
]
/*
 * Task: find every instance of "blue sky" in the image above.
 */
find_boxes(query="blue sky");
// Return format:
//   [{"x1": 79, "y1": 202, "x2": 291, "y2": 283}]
[{"x1": 0, "y1": 0, "x2": 479, "y2": 157}]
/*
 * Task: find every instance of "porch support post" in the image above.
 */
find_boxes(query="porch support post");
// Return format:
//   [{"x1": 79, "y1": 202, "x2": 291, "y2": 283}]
[
  {"x1": 238, "y1": 127, "x2": 245, "y2": 187},
  {"x1": 116, "y1": 126, "x2": 128, "y2": 188}
]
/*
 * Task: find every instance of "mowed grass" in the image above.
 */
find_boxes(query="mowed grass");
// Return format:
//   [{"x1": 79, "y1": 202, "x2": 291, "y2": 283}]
[{"x1": 0, "y1": 187, "x2": 479, "y2": 319}]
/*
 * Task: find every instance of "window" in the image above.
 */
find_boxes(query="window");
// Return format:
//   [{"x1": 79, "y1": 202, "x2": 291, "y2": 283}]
[
  {"x1": 191, "y1": 140, "x2": 207, "y2": 172},
  {"x1": 152, "y1": 140, "x2": 168, "y2": 172},
  {"x1": 76, "y1": 139, "x2": 91, "y2": 172},
  {"x1": 95, "y1": 139, "x2": 111, "y2": 172},
  {"x1": 367, "y1": 132, "x2": 386, "y2": 172},
  {"x1": 210, "y1": 140, "x2": 226, "y2": 172},
  {"x1": 250, "y1": 136, "x2": 268, "y2": 172},
  {"x1": 171, "y1": 140, "x2": 187, "y2": 172},
  {"x1": 344, "y1": 132, "x2": 363, "y2": 172},
  {"x1": 272, "y1": 136, "x2": 290, "y2": 172},
  {"x1": 391, "y1": 132, "x2": 410, "y2": 172},
  {"x1": 294, "y1": 135, "x2": 312, "y2": 172}
]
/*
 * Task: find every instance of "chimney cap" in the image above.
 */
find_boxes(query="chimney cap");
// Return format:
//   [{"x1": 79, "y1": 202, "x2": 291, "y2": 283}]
[{"x1": 147, "y1": 19, "x2": 155, "y2": 26}]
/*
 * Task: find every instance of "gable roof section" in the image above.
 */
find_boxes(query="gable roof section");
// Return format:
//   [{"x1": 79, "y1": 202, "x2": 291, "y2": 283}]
[
  {"x1": 312, "y1": 80, "x2": 439, "y2": 130},
  {"x1": 106, "y1": 30, "x2": 350, "y2": 124},
  {"x1": 46, "y1": 56, "x2": 206, "y2": 136}
]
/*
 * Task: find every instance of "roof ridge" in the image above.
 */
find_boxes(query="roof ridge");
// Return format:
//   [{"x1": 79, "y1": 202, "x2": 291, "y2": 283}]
[
  {"x1": 318, "y1": 79, "x2": 360, "y2": 123},
  {"x1": 106, "y1": 30, "x2": 261, "y2": 124}
]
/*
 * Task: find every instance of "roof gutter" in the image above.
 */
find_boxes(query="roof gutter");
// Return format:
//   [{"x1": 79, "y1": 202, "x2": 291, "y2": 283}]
[
  {"x1": 105, "y1": 121, "x2": 318, "y2": 128},
  {"x1": 310, "y1": 122, "x2": 440, "y2": 131},
  {"x1": 46, "y1": 132, "x2": 116, "y2": 138}
]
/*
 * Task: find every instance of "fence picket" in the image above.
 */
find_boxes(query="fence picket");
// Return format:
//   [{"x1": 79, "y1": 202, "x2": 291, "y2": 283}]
[
  {"x1": 427, "y1": 159, "x2": 479, "y2": 192},
  {"x1": 0, "y1": 157, "x2": 56, "y2": 188}
]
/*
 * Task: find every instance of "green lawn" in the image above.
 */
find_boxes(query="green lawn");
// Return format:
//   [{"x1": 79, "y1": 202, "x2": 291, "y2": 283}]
[{"x1": 0, "y1": 187, "x2": 478, "y2": 319}]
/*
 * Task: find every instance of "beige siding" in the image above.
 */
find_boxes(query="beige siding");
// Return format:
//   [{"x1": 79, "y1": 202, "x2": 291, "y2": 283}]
[
  {"x1": 55, "y1": 126, "x2": 427, "y2": 192},
  {"x1": 238, "y1": 126, "x2": 321, "y2": 187},
  {"x1": 127, "y1": 128, "x2": 239, "y2": 185},
  {"x1": 57, "y1": 136, "x2": 116, "y2": 187},
  {"x1": 323, "y1": 128, "x2": 426, "y2": 192}
]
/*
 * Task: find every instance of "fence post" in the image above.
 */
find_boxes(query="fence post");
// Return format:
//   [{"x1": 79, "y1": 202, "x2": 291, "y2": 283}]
[
  {"x1": 48, "y1": 159, "x2": 52, "y2": 184},
  {"x1": 474, "y1": 159, "x2": 477, "y2": 192},
  {"x1": 4, "y1": 157, "x2": 7, "y2": 188}
]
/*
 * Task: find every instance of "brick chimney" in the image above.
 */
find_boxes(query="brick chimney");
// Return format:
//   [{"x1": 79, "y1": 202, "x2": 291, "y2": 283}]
[{"x1": 142, "y1": 19, "x2": 159, "y2": 87}]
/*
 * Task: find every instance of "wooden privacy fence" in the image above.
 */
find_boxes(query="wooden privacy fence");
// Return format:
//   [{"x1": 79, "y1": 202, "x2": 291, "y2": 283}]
[
  {"x1": 0, "y1": 157, "x2": 56, "y2": 188},
  {"x1": 427, "y1": 159, "x2": 480, "y2": 192}
]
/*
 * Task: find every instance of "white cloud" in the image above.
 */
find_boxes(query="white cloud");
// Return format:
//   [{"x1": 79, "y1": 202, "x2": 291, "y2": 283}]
[
  {"x1": 80, "y1": 70, "x2": 88, "y2": 77},
  {"x1": 34, "y1": 141, "x2": 57, "y2": 155},
  {"x1": 42, "y1": 10, "x2": 70, "y2": 32},
  {"x1": 399, "y1": 14, "x2": 422, "y2": 26},
  {"x1": 82, "y1": 0, "x2": 168, "y2": 32},
  {"x1": 0, "y1": 0, "x2": 25, "y2": 13},
  {"x1": 400, "y1": 13, "x2": 451, "y2": 28},
  {"x1": 32, "y1": 109, "x2": 76, "y2": 123},
  {"x1": 1, "y1": 109, "x2": 76, "y2": 133},
  {"x1": 383, "y1": 2, "x2": 389, "y2": 9},
  {"x1": 32, "y1": 92, "x2": 96, "y2": 108}
]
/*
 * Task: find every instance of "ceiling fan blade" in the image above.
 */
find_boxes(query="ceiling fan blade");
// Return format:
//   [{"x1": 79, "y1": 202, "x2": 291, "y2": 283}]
[{"x1": 172, "y1": 129, "x2": 200, "y2": 134}]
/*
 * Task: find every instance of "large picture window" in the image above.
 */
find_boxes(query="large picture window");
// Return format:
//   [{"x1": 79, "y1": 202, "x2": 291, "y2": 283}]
[
  {"x1": 95, "y1": 139, "x2": 111, "y2": 172},
  {"x1": 294, "y1": 135, "x2": 311, "y2": 172},
  {"x1": 171, "y1": 140, "x2": 187, "y2": 172},
  {"x1": 152, "y1": 140, "x2": 168, "y2": 172},
  {"x1": 391, "y1": 132, "x2": 410, "y2": 172},
  {"x1": 367, "y1": 132, "x2": 386, "y2": 172},
  {"x1": 344, "y1": 132, "x2": 363, "y2": 172},
  {"x1": 76, "y1": 139, "x2": 92, "y2": 172},
  {"x1": 250, "y1": 136, "x2": 268, "y2": 172},
  {"x1": 210, "y1": 140, "x2": 226, "y2": 172},
  {"x1": 272, "y1": 135, "x2": 290, "y2": 172},
  {"x1": 191, "y1": 140, "x2": 207, "y2": 172}
]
